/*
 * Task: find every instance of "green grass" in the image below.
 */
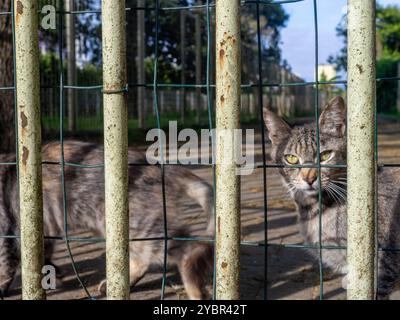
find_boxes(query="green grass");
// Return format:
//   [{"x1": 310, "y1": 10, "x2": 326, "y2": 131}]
[
  {"x1": 42, "y1": 110, "x2": 261, "y2": 144},
  {"x1": 54, "y1": 107, "x2": 400, "y2": 144}
]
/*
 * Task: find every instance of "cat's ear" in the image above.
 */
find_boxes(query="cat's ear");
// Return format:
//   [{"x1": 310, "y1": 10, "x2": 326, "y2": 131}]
[
  {"x1": 263, "y1": 108, "x2": 291, "y2": 145},
  {"x1": 319, "y1": 96, "x2": 346, "y2": 137}
]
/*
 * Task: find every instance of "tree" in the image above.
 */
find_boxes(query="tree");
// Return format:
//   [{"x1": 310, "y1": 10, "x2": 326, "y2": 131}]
[
  {"x1": 137, "y1": 0, "x2": 146, "y2": 129},
  {"x1": 180, "y1": 8, "x2": 186, "y2": 123},
  {"x1": 40, "y1": 0, "x2": 290, "y2": 129},
  {"x1": 377, "y1": 5, "x2": 400, "y2": 58},
  {"x1": 0, "y1": 0, "x2": 15, "y2": 152},
  {"x1": 328, "y1": 4, "x2": 400, "y2": 71},
  {"x1": 241, "y1": 4, "x2": 289, "y2": 82},
  {"x1": 38, "y1": 0, "x2": 102, "y2": 66},
  {"x1": 328, "y1": 4, "x2": 400, "y2": 114},
  {"x1": 241, "y1": 4, "x2": 289, "y2": 116},
  {"x1": 66, "y1": 0, "x2": 77, "y2": 132},
  {"x1": 125, "y1": 0, "x2": 289, "y2": 123},
  {"x1": 195, "y1": 5, "x2": 202, "y2": 125}
]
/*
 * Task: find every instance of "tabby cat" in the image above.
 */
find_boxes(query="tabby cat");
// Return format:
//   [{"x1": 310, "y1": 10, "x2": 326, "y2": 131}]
[
  {"x1": 264, "y1": 96, "x2": 400, "y2": 300},
  {"x1": 0, "y1": 141, "x2": 214, "y2": 299}
]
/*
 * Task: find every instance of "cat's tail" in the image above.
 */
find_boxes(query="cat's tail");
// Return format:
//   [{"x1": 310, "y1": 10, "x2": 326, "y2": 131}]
[
  {"x1": 174, "y1": 169, "x2": 215, "y2": 236},
  {"x1": 185, "y1": 177, "x2": 215, "y2": 236}
]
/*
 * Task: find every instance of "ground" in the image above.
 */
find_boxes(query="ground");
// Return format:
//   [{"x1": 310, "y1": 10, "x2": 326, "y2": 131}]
[{"x1": 5, "y1": 118, "x2": 400, "y2": 300}]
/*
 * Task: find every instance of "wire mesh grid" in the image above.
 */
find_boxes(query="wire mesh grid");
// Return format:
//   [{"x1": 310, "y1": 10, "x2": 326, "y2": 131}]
[{"x1": 0, "y1": 0, "x2": 399, "y2": 300}]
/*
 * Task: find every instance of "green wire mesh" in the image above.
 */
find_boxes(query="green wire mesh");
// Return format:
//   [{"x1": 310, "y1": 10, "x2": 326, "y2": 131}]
[{"x1": 0, "y1": 0, "x2": 399, "y2": 300}]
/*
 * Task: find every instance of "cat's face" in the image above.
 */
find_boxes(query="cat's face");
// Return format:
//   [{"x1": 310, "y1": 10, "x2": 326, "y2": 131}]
[{"x1": 264, "y1": 97, "x2": 347, "y2": 201}]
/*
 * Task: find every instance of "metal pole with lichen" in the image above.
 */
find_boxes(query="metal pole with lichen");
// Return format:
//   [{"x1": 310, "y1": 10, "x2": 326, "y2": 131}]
[
  {"x1": 215, "y1": 0, "x2": 241, "y2": 300},
  {"x1": 101, "y1": 0, "x2": 130, "y2": 300},
  {"x1": 14, "y1": 0, "x2": 45, "y2": 300},
  {"x1": 347, "y1": 0, "x2": 376, "y2": 300}
]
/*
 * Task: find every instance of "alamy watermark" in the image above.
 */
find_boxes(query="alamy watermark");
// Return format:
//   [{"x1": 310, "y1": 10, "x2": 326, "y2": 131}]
[
  {"x1": 41, "y1": 265, "x2": 56, "y2": 290},
  {"x1": 40, "y1": 5, "x2": 56, "y2": 30},
  {"x1": 146, "y1": 121, "x2": 255, "y2": 176}
]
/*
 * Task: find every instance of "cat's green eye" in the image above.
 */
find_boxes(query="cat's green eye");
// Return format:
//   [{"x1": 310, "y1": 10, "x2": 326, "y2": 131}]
[
  {"x1": 284, "y1": 154, "x2": 299, "y2": 165},
  {"x1": 320, "y1": 150, "x2": 333, "y2": 162}
]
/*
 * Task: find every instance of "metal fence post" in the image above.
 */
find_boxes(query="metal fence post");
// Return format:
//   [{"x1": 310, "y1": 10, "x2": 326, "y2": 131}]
[
  {"x1": 347, "y1": 0, "x2": 376, "y2": 300},
  {"x1": 101, "y1": 0, "x2": 130, "y2": 300},
  {"x1": 14, "y1": 0, "x2": 45, "y2": 300},
  {"x1": 215, "y1": 0, "x2": 241, "y2": 300}
]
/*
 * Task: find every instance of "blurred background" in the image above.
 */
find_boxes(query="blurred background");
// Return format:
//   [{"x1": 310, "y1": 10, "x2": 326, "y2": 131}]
[{"x1": 0, "y1": 0, "x2": 399, "y2": 151}]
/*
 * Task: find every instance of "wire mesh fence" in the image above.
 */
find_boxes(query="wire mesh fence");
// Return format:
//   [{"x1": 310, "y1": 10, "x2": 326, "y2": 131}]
[{"x1": 0, "y1": 0, "x2": 399, "y2": 300}]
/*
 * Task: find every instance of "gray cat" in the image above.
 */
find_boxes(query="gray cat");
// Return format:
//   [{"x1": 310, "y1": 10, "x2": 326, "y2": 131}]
[
  {"x1": 0, "y1": 141, "x2": 214, "y2": 299},
  {"x1": 264, "y1": 96, "x2": 400, "y2": 300}
]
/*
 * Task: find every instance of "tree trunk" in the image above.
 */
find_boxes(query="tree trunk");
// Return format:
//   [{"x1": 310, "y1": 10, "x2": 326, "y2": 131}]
[
  {"x1": 180, "y1": 10, "x2": 186, "y2": 124},
  {"x1": 210, "y1": 8, "x2": 216, "y2": 121},
  {"x1": 137, "y1": 0, "x2": 146, "y2": 129},
  {"x1": 397, "y1": 62, "x2": 400, "y2": 114},
  {"x1": 0, "y1": 0, "x2": 15, "y2": 152},
  {"x1": 195, "y1": 8, "x2": 202, "y2": 125},
  {"x1": 65, "y1": 0, "x2": 77, "y2": 132}
]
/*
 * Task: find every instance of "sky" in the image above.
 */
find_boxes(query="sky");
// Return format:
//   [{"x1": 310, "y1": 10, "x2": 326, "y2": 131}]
[{"x1": 280, "y1": 0, "x2": 400, "y2": 81}]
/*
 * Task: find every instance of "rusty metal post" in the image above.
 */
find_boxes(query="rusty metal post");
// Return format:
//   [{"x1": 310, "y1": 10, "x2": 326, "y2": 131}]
[
  {"x1": 101, "y1": 0, "x2": 130, "y2": 300},
  {"x1": 14, "y1": 0, "x2": 45, "y2": 300},
  {"x1": 347, "y1": 0, "x2": 376, "y2": 300},
  {"x1": 215, "y1": 0, "x2": 241, "y2": 300}
]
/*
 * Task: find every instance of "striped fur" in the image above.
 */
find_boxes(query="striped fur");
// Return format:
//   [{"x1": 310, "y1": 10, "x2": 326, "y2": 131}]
[
  {"x1": 264, "y1": 97, "x2": 400, "y2": 300},
  {"x1": 0, "y1": 141, "x2": 214, "y2": 299}
]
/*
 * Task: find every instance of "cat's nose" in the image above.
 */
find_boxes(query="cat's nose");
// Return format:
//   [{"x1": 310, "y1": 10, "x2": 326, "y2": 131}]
[
  {"x1": 305, "y1": 176, "x2": 316, "y2": 186},
  {"x1": 300, "y1": 168, "x2": 317, "y2": 186}
]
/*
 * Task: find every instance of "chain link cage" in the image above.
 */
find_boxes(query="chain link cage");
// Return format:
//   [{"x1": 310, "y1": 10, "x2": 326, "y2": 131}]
[{"x1": 0, "y1": 0, "x2": 399, "y2": 300}]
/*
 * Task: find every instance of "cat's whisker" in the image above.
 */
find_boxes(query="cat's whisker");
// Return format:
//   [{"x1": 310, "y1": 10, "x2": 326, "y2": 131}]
[
  {"x1": 324, "y1": 185, "x2": 340, "y2": 205},
  {"x1": 331, "y1": 180, "x2": 347, "y2": 186},
  {"x1": 323, "y1": 185, "x2": 335, "y2": 203},
  {"x1": 330, "y1": 182, "x2": 347, "y2": 194},
  {"x1": 329, "y1": 186, "x2": 343, "y2": 204},
  {"x1": 327, "y1": 182, "x2": 347, "y2": 204},
  {"x1": 329, "y1": 179, "x2": 347, "y2": 189},
  {"x1": 329, "y1": 182, "x2": 346, "y2": 194},
  {"x1": 331, "y1": 183, "x2": 347, "y2": 195},
  {"x1": 334, "y1": 191, "x2": 347, "y2": 200},
  {"x1": 329, "y1": 186, "x2": 347, "y2": 203},
  {"x1": 324, "y1": 183, "x2": 337, "y2": 200},
  {"x1": 329, "y1": 174, "x2": 347, "y2": 180},
  {"x1": 329, "y1": 172, "x2": 346, "y2": 176}
]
